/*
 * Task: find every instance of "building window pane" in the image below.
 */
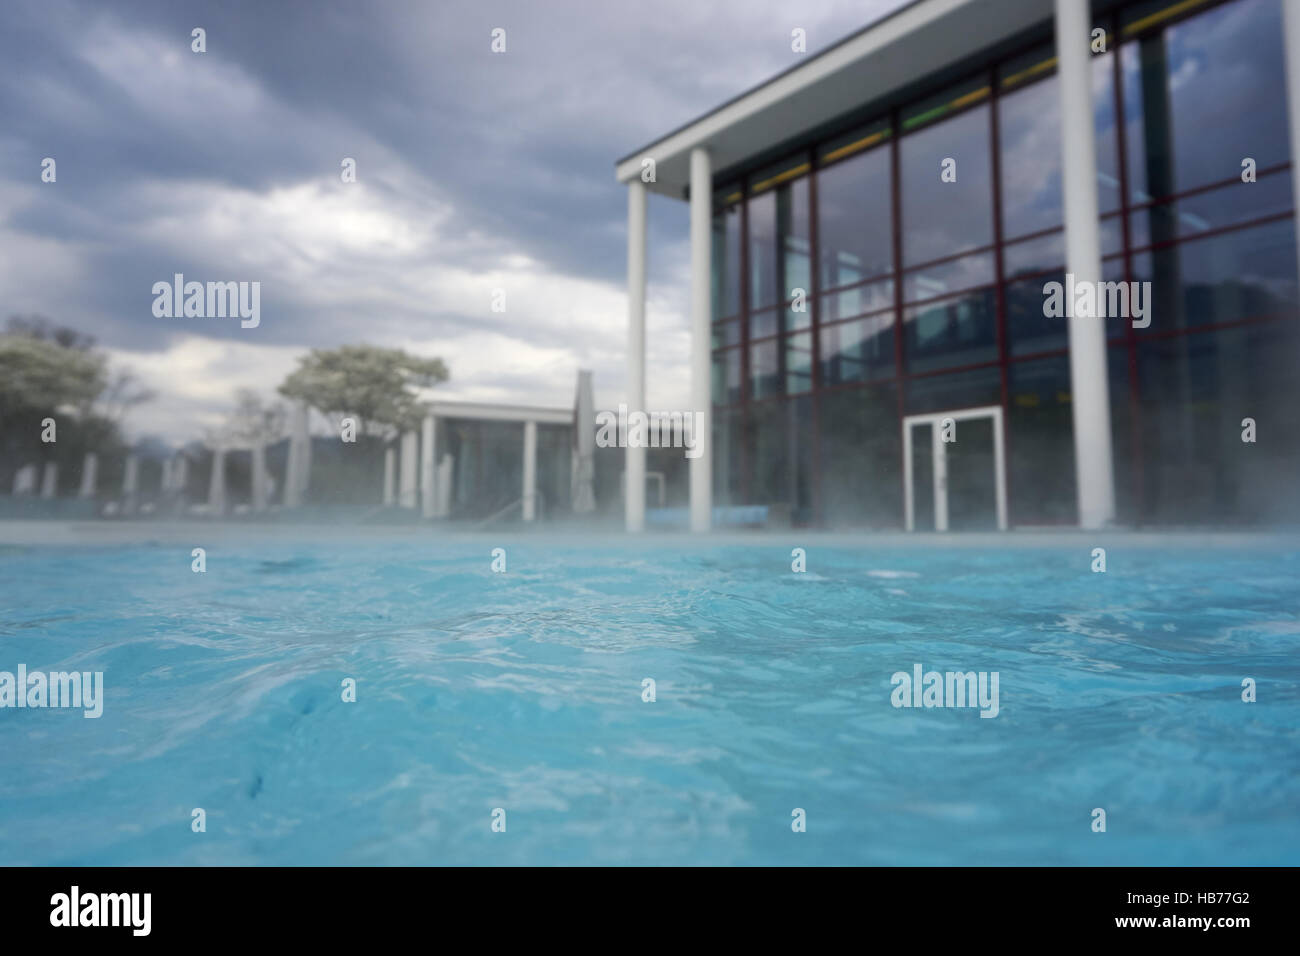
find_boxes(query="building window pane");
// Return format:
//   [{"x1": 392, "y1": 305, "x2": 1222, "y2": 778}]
[
  {"x1": 900, "y1": 100, "x2": 993, "y2": 264},
  {"x1": 903, "y1": 251, "x2": 995, "y2": 303},
  {"x1": 820, "y1": 278, "x2": 894, "y2": 323},
  {"x1": 903, "y1": 288, "x2": 998, "y2": 374},
  {"x1": 711, "y1": 318, "x2": 740, "y2": 349},
  {"x1": 820, "y1": 314, "x2": 895, "y2": 385},
  {"x1": 998, "y1": 49, "x2": 1120, "y2": 238},
  {"x1": 749, "y1": 339, "x2": 781, "y2": 399},
  {"x1": 749, "y1": 308, "x2": 779, "y2": 341},
  {"x1": 785, "y1": 332, "x2": 813, "y2": 394},
  {"x1": 749, "y1": 172, "x2": 810, "y2": 311},
  {"x1": 819, "y1": 385, "x2": 901, "y2": 528},
  {"x1": 904, "y1": 364, "x2": 1001, "y2": 415},
  {"x1": 1122, "y1": 0, "x2": 1290, "y2": 206},
  {"x1": 1006, "y1": 273, "x2": 1067, "y2": 356},
  {"x1": 746, "y1": 398, "x2": 814, "y2": 519},
  {"x1": 1008, "y1": 356, "x2": 1077, "y2": 524},
  {"x1": 1003, "y1": 232, "x2": 1064, "y2": 279},
  {"x1": 1137, "y1": 320, "x2": 1300, "y2": 524},
  {"x1": 711, "y1": 204, "x2": 741, "y2": 320},
  {"x1": 1131, "y1": 218, "x2": 1298, "y2": 334},
  {"x1": 817, "y1": 136, "x2": 893, "y2": 289},
  {"x1": 1128, "y1": 173, "x2": 1293, "y2": 250},
  {"x1": 712, "y1": 349, "x2": 742, "y2": 406}
]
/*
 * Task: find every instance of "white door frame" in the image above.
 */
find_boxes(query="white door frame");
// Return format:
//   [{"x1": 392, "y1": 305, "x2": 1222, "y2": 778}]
[{"x1": 902, "y1": 404, "x2": 1007, "y2": 532}]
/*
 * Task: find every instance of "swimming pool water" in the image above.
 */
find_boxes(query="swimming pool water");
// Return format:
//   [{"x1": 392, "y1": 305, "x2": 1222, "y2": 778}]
[{"x1": 1, "y1": 536, "x2": 1297, "y2": 865}]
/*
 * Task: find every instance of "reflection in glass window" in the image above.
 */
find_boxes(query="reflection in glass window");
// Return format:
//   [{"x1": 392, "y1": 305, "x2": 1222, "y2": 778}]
[
  {"x1": 749, "y1": 308, "x2": 779, "y2": 341},
  {"x1": 1003, "y1": 232, "x2": 1065, "y2": 279},
  {"x1": 712, "y1": 349, "x2": 742, "y2": 406},
  {"x1": 820, "y1": 279, "x2": 894, "y2": 323},
  {"x1": 817, "y1": 138, "x2": 893, "y2": 289},
  {"x1": 1137, "y1": 319, "x2": 1300, "y2": 524},
  {"x1": 749, "y1": 339, "x2": 781, "y2": 399},
  {"x1": 746, "y1": 397, "x2": 814, "y2": 519},
  {"x1": 1128, "y1": 171, "x2": 1293, "y2": 250},
  {"x1": 819, "y1": 385, "x2": 901, "y2": 528},
  {"x1": 900, "y1": 102, "x2": 993, "y2": 265},
  {"x1": 820, "y1": 314, "x2": 895, "y2": 385},
  {"x1": 1008, "y1": 357, "x2": 1077, "y2": 524},
  {"x1": 998, "y1": 49, "x2": 1120, "y2": 238},
  {"x1": 711, "y1": 318, "x2": 740, "y2": 349},
  {"x1": 1006, "y1": 273, "x2": 1067, "y2": 357},
  {"x1": 711, "y1": 204, "x2": 741, "y2": 320},
  {"x1": 903, "y1": 251, "x2": 995, "y2": 302},
  {"x1": 1122, "y1": 0, "x2": 1290, "y2": 205},
  {"x1": 749, "y1": 173, "x2": 810, "y2": 311},
  {"x1": 1131, "y1": 219, "x2": 1299, "y2": 333},
  {"x1": 904, "y1": 288, "x2": 998, "y2": 374},
  {"x1": 904, "y1": 364, "x2": 1001, "y2": 415},
  {"x1": 712, "y1": 407, "x2": 746, "y2": 504},
  {"x1": 785, "y1": 332, "x2": 813, "y2": 394}
]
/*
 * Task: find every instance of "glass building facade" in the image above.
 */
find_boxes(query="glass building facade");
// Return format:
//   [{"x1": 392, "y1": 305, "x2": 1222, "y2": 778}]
[{"x1": 710, "y1": 0, "x2": 1299, "y2": 528}]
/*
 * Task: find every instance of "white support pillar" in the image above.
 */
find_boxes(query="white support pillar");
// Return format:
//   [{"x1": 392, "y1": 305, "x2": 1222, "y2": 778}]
[
  {"x1": 206, "y1": 448, "x2": 224, "y2": 516},
  {"x1": 1283, "y1": 0, "x2": 1300, "y2": 294},
  {"x1": 421, "y1": 414, "x2": 437, "y2": 519},
  {"x1": 284, "y1": 401, "x2": 311, "y2": 507},
  {"x1": 522, "y1": 419, "x2": 537, "y2": 522},
  {"x1": 436, "y1": 454, "x2": 453, "y2": 517},
  {"x1": 299, "y1": 408, "x2": 312, "y2": 502},
  {"x1": 625, "y1": 179, "x2": 648, "y2": 532},
  {"x1": 383, "y1": 443, "x2": 396, "y2": 506},
  {"x1": 173, "y1": 454, "x2": 188, "y2": 497},
  {"x1": 688, "y1": 147, "x2": 713, "y2": 533},
  {"x1": 40, "y1": 462, "x2": 57, "y2": 499},
  {"x1": 251, "y1": 441, "x2": 268, "y2": 512},
  {"x1": 399, "y1": 430, "x2": 418, "y2": 509},
  {"x1": 123, "y1": 453, "x2": 139, "y2": 515},
  {"x1": 13, "y1": 464, "x2": 36, "y2": 495},
  {"x1": 1056, "y1": 0, "x2": 1116, "y2": 530},
  {"x1": 284, "y1": 433, "x2": 299, "y2": 507},
  {"x1": 79, "y1": 452, "x2": 98, "y2": 499},
  {"x1": 12, "y1": 463, "x2": 35, "y2": 494}
]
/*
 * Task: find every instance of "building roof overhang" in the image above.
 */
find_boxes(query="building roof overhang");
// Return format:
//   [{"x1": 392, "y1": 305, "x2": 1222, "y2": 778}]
[
  {"x1": 614, "y1": 0, "x2": 1055, "y2": 198},
  {"x1": 428, "y1": 400, "x2": 573, "y2": 425}
]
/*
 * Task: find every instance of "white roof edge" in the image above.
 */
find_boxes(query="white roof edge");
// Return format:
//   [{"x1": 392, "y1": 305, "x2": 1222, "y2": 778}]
[
  {"x1": 429, "y1": 400, "x2": 572, "y2": 425},
  {"x1": 614, "y1": 0, "x2": 970, "y2": 184}
]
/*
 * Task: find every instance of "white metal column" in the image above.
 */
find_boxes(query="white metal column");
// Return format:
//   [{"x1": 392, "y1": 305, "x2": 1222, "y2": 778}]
[
  {"x1": 421, "y1": 414, "x2": 437, "y2": 519},
  {"x1": 932, "y1": 425, "x2": 949, "y2": 532},
  {"x1": 1055, "y1": 0, "x2": 1116, "y2": 529},
  {"x1": 251, "y1": 441, "x2": 267, "y2": 512},
  {"x1": 1283, "y1": 0, "x2": 1300, "y2": 298},
  {"x1": 204, "y1": 449, "x2": 221, "y2": 516},
  {"x1": 40, "y1": 462, "x2": 57, "y2": 499},
  {"x1": 625, "y1": 179, "x2": 647, "y2": 532},
  {"x1": 399, "y1": 430, "x2": 418, "y2": 508},
  {"x1": 522, "y1": 419, "x2": 537, "y2": 522},
  {"x1": 79, "y1": 452, "x2": 97, "y2": 499},
  {"x1": 383, "y1": 444, "x2": 395, "y2": 506},
  {"x1": 688, "y1": 147, "x2": 712, "y2": 533}
]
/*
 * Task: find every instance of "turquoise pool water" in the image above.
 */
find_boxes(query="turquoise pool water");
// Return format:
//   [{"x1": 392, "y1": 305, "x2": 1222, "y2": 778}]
[{"x1": 1, "y1": 536, "x2": 1297, "y2": 865}]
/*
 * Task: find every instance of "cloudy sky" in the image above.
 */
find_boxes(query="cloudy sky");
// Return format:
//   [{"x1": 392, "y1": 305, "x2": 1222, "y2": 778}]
[{"x1": 1, "y1": 0, "x2": 901, "y2": 442}]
